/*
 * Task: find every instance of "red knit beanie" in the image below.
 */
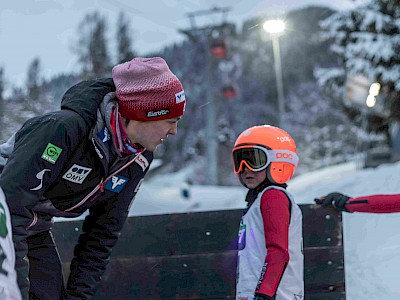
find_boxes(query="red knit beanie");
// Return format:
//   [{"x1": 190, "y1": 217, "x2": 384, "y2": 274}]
[{"x1": 112, "y1": 57, "x2": 186, "y2": 121}]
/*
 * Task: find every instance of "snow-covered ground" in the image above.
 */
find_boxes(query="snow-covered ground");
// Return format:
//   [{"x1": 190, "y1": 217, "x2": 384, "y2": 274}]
[
  {"x1": 290, "y1": 160, "x2": 400, "y2": 300},
  {"x1": 58, "y1": 160, "x2": 400, "y2": 299}
]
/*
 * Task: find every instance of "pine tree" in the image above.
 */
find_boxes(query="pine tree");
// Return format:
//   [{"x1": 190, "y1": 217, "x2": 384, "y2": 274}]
[
  {"x1": 116, "y1": 12, "x2": 136, "y2": 64},
  {"x1": 12, "y1": 58, "x2": 54, "y2": 128},
  {"x1": 75, "y1": 11, "x2": 111, "y2": 79},
  {"x1": 26, "y1": 58, "x2": 42, "y2": 103}
]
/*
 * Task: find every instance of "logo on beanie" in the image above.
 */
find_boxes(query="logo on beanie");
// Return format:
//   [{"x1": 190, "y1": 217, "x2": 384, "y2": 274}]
[
  {"x1": 147, "y1": 109, "x2": 170, "y2": 118},
  {"x1": 175, "y1": 91, "x2": 186, "y2": 104}
]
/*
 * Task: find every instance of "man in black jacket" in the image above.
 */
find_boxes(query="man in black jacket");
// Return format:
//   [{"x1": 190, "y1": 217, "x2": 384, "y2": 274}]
[{"x1": 0, "y1": 57, "x2": 186, "y2": 299}]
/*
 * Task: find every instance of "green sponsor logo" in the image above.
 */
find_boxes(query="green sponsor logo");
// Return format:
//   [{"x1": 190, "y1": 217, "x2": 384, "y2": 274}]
[
  {"x1": 0, "y1": 202, "x2": 8, "y2": 238},
  {"x1": 41, "y1": 143, "x2": 62, "y2": 164}
]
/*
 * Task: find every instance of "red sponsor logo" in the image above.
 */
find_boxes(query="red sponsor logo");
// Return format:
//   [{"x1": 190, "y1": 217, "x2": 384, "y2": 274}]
[
  {"x1": 135, "y1": 154, "x2": 149, "y2": 171},
  {"x1": 276, "y1": 152, "x2": 293, "y2": 160}
]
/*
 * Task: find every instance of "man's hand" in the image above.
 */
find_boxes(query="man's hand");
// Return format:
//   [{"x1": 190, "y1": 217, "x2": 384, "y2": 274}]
[{"x1": 314, "y1": 192, "x2": 350, "y2": 212}]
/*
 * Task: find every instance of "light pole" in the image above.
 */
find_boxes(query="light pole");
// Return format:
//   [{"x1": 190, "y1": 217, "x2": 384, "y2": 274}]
[{"x1": 263, "y1": 19, "x2": 286, "y2": 129}]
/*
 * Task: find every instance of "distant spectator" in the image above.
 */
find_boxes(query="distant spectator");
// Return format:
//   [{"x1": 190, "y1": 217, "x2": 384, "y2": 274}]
[{"x1": 181, "y1": 179, "x2": 192, "y2": 200}]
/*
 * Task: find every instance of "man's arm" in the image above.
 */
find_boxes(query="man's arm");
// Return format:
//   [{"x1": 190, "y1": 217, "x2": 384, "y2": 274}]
[
  {"x1": 65, "y1": 152, "x2": 152, "y2": 299},
  {"x1": 66, "y1": 194, "x2": 131, "y2": 299},
  {"x1": 0, "y1": 116, "x2": 80, "y2": 299},
  {"x1": 316, "y1": 192, "x2": 400, "y2": 213}
]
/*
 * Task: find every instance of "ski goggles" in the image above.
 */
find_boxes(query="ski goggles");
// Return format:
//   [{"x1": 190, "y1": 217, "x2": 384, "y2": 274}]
[{"x1": 232, "y1": 145, "x2": 298, "y2": 174}]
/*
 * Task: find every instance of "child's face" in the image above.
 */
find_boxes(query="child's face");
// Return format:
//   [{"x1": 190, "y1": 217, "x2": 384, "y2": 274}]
[{"x1": 239, "y1": 166, "x2": 267, "y2": 189}]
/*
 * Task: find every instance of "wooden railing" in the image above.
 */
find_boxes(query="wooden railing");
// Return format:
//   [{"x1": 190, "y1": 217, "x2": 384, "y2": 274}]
[{"x1": 52, "y1": 204, "x2": 345, "y2": 299}]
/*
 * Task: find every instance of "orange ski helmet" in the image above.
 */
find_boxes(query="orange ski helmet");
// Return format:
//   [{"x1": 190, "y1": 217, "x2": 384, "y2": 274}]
[{"x1": 232, "y1": 125, "x2": 299, "y2": 184}]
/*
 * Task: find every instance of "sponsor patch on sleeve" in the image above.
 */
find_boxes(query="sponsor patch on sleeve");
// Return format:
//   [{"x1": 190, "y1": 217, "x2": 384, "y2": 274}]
[
  {"x1": 135, "y1": 154, "x2": 149, "y2": 171},
  {"x1": 62, "y1": 164, "x2": 92, "y2": 184},
  {"x1": 41, "y1": 143, "x2": 63, "y2": 164},
  {"x1": 97, "y1": 126, "x2": 110, "y2": 144},
  {"x1": 30, "y1": 169, "x2": 51, "y2": 191},
  {"x1": 105, "y1": 175, "x2": 129, "y2": 193},
  {"x1": 0, "y1": 202, "x2": 8, "y2": 237}
]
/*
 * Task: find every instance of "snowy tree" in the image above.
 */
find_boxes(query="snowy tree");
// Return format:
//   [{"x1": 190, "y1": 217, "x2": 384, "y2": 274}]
[
  {"x1": 116, "y1": 12, "x2": 136, "y2": 64},
  {"x1": 0, "y1": 58, "x2": 57, "y2": 142},
  {"x1": 23, "y1": 58, "x2": 56, "y2": 117},
  {"x1": 43, "y1": 74, "x2": 79, "y2": 107},
  {"x1": 75, "y1": 11, "x2": 111, "y2": 79},
  {"x1": 316, "y1": 0, "x2": 400, "y2": 147},
  {"x1": 26, "y1": 58, "x2": 42, "y2": 103},
  {"x1": 283, "y1": 82, "x2": 376, "y2": 173}
]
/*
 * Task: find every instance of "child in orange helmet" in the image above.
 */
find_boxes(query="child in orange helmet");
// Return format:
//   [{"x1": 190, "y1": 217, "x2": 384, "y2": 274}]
[{"x1": 232, "y1": 125, "x2": 304, "y2": 300}]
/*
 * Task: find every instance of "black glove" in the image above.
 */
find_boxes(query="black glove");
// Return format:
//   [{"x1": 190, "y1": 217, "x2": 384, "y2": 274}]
[
  {"x1": 314, "y1": 192, "x2": 350, "y2": 212},
  {"x1": 253, "y1": 294, "x2": 275, "y2": 300}
]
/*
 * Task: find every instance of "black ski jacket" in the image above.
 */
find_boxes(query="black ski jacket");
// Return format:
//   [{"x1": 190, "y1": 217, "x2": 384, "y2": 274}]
[{"x1": 0, "y1": 78, "x2": 153, "y2": 299}]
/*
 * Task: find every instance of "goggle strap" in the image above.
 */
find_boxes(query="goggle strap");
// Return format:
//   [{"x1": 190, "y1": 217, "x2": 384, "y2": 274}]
[{"x1": 268, "y1": 150, "x2": 299, "y2": 166}]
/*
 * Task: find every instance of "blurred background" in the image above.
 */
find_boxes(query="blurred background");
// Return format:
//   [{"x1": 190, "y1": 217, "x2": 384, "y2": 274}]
[
  {"x1": 2, "y1": 1, "x2": 400, "y2": 299},
  {"x1": 0, "y1": 0, "x2": 398, "y2": 185}
]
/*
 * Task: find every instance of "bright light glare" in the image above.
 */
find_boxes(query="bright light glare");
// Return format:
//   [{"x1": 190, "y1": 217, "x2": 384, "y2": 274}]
[
  {"x1": 366, "y1": 95, "x2": 376, "y2": 107},
  {"x1": 369, "y1": 82, "x2": 381, "y2": 97},
  {"x1": 263, "y1": 20, "x2": 285, "y2": 34}
]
